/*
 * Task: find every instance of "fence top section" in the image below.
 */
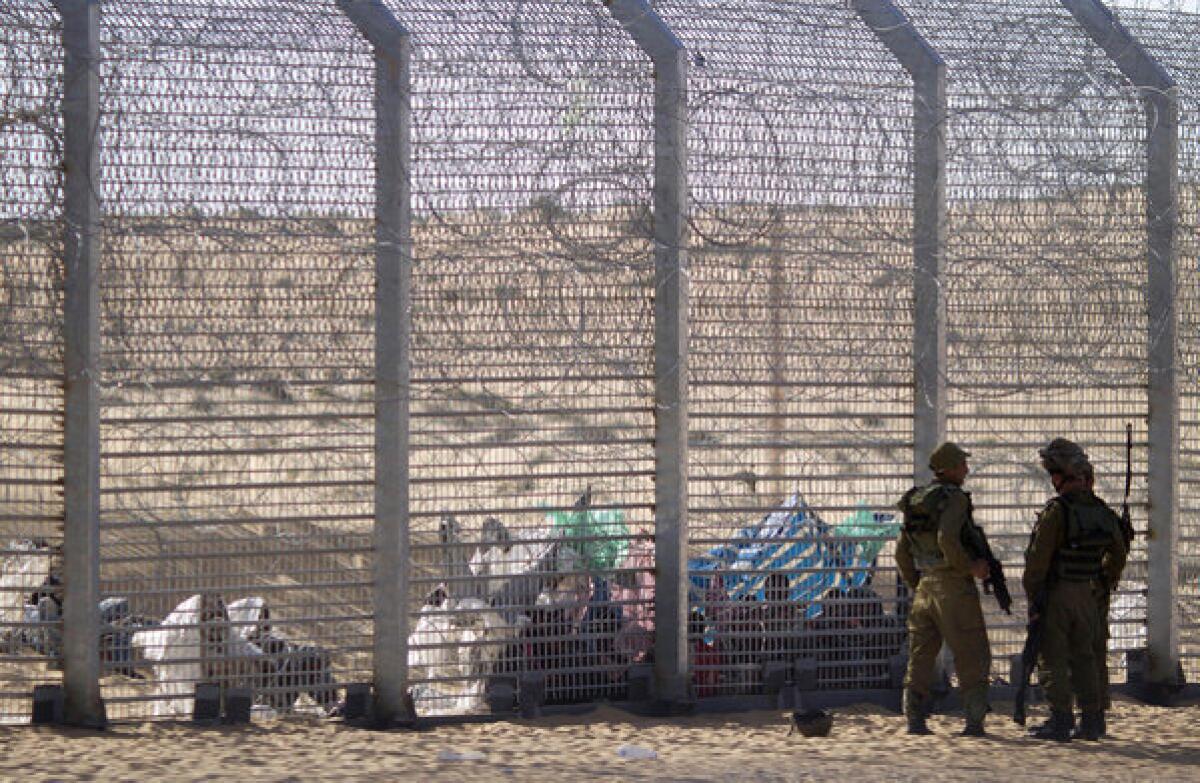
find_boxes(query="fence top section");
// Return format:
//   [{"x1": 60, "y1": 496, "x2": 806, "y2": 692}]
[
  {"x1": 1117, "y1": 5, "x2": 1200, "y2": 85},
  {"x1": 900, "y1": 0, "x2": 1129, "y2": 81},
  {"x1": 94, "y1": 0, "x2": 368, "y2": 49},
  {"x1": 655, "y1": 0, "x2": 910, "y2": 86},
  {"x1": 339, "y1": 0, "x2": 409, "y2": 53},
  {"x1": 606, "y1": 0, "x2": 684, "y2": 64}
]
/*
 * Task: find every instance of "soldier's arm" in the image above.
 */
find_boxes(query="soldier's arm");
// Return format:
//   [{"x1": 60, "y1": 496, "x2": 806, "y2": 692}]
[
  {"x1": 936, "y1": 491, "x2": 975, "y2": 576},
  {"x1": 1101, "y1": 527, "x2": 1127, "y2": 592},
  {"x1": 895, "y1": 531, "x2": 919, "y2": 589},
  {"x1": 1022, "y1": 503, "x2": 1063, "y2": 600}
]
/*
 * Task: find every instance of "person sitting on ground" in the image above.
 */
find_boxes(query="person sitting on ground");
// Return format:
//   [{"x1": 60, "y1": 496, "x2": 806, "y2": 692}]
[{"x1": 226, "y1": 597, "x2": 339, "y2": 715}]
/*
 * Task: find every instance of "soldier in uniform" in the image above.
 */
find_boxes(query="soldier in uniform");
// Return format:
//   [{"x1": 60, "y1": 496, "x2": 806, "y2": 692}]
[
  {"x1": 1024, "y1": 438, "x2": 1126, "y2": 742},
  {"x1": 895, "y1": 442, "x2": 992, "y2": 736},
  {"x1": 1080, "y1": 460, "x2": 1125, "y2": 725}
]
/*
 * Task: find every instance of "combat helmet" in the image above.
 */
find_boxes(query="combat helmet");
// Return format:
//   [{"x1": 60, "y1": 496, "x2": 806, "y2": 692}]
[{"x1": 1038, "y1": 437, "x2": 1088, "y2": 477}]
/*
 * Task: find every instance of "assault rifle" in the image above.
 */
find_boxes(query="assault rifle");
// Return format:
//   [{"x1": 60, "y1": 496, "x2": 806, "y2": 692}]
[
  {"x1": 1119, "y1": 423, "x2": 1135, "y2": 550},
  {"x1": 964, "y1": 519, "x2": 1013, "y2": 615},
  {"x1": 1013, "y1": 588, "x2": 1047, "y2": 725},
  {"x1": 979, "y1": 541, "x2": 1013, "y2": 616}
]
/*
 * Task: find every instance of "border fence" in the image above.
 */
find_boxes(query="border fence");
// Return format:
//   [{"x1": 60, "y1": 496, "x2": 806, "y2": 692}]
[{"x1": 1, "y1": 0, "x2": 1198, "y2": 725}]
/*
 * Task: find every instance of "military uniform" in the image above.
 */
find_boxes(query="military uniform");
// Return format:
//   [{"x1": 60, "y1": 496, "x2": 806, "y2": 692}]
[
  {"x1": 1024, "y1": 488, "x2": 1126, "y2": 739},
  {"x1": 1094, "y1": 589, "x2": 1115, "y2": 709},
  {"x1": 896, "y1": 472, "x2": 991, "y2": 734},
  {"x1": 1092, "y1": 494, "x2": 1130, "y2": 711}
]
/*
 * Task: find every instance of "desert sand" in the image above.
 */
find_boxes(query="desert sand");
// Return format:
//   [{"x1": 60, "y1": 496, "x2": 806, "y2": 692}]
[{"x1": 2, "y1": 695, "x2": 1198, "y2": 782}]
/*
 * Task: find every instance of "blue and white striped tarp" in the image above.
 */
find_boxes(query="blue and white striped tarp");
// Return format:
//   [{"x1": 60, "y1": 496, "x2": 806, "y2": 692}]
[{"x1": 688, "y1": 494, "x2": 898, "y2": 619}]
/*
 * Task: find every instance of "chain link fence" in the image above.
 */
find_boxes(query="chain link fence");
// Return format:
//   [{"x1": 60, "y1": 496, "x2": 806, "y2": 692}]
[{"x1": 1, "y1": 0, "x2": 1197, "y2": 724}]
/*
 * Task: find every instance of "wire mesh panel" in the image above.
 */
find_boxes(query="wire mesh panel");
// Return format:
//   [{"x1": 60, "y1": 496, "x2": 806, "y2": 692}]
[
  {"x1": 902, "y1": 0, "x2": 1150, "y2": 685},
  {"x1": 1120, "y1": 5, "x2": 1200, "y2": 684},
  {"x1": 0, "y1": 0, "x2": 65, "y2": 725},
  {"x1": 94, "y1": 1, "x2": 376, "y2": 721},
  {"x1": 656, "y1": 0, "x2": 914, "y2": 697},
  {"x1": 397, "y1": 1, "x2": 657, "y2": 715}
]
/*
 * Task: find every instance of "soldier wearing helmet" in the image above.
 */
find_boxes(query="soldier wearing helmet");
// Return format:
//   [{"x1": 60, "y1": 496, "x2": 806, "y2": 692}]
[
  {"x1": 895, "y1": 442, "x2": 992, "y2": 737},
  {"x1": 1024, "y1": 438, "x2": 1126, "y2": 742}
]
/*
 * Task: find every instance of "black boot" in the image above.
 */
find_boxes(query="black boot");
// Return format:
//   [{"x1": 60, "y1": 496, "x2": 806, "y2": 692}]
[
  {"x1": 1071, "y1": 711, "x2": 1104, "y2": 741},
  {"x1": 960, "y1": 718, "x2": 985, "y2": 737},
  {"x1": 1030, "y1": 710, "x2": 1073, "y2": 742},
  {"x1": 903, "y1": 690, "x2": 933, "y2": 735},
  {"x1": 907, "y1": 713, "x2": 933, "y2": 736}
]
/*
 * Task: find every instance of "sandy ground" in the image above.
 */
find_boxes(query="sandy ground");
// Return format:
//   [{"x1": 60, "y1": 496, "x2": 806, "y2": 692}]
[{"x1": 2, "y1": 695, "x2": 1198, "y2": 782}]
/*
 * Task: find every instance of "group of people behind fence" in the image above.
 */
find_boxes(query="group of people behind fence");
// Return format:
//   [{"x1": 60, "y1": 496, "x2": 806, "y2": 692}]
[
  {"x1": 127, "y1": 592, "x2": 340, "y2": 718},
  {"x1": 0, "y1": 437, "x2": 1134, "y2": 729},
  {"x1": 0, "y1": 557, "x2": 339, "y2": 719},
  {"x1": 689, "y1": 577, "x2": 904, "y2": 698},
  {"x1": 896, "y1": 439, "x2": 1129, "y2": 742}
]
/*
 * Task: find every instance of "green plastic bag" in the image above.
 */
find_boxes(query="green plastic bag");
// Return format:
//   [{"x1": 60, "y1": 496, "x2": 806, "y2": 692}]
[
  {"x1": 546, "y1": 507, "x2": 630, "y2": 571},
  {"x1": 831, "y1": 504, "x2": 900, "y2": 565}
]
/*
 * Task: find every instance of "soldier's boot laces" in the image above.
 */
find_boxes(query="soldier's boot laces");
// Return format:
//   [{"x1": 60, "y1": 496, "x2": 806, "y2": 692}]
[
  {"x1": 1030, "y1": 710, "x2": 1073, "y2": 742},
  {"x1": 906, "y1": 713, "x2": 933, "y2": 736},
  {"x1": 1071, "y1": 711, "x2": 1104, "y2": 742}
]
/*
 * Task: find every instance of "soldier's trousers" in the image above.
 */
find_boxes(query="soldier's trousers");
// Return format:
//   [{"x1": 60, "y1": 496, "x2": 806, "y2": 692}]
[
  {"x1": 904, "y1": 575, "x2": 991, "y2": 722},
  {"x1": 1095, "y1": 590, "x2": 1112, "y2": 710},
  {"x1": 1038, "y1": 580, "x2": 1101, "y2": 714}
]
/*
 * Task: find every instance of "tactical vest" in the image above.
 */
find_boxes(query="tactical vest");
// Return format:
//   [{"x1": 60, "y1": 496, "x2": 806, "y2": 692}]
[
  {"x1": 899, "y1": 482, "x2": 968, "y2": 571},
  {"x1": 1050, "y1": 494, "x2": 1120, "y2": 583}
]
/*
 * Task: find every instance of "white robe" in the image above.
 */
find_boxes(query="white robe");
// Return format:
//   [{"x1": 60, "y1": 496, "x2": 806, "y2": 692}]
[
  {"x1": 0, "y1": 541, "x2": 52, "y2": 642},
  {"x1": 132, "y1": 595, "x2": 261, "y2": 717}
]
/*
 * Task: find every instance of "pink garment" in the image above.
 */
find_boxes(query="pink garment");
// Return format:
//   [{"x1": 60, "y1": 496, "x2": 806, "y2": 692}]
[{"x1": 612, "y1": 534, "x2": 655, "y2": 662}]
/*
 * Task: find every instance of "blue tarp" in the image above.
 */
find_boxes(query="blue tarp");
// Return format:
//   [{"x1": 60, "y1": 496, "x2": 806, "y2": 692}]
[{"x1": 688, "y1": 494, "x2": 898, "y2": 619}]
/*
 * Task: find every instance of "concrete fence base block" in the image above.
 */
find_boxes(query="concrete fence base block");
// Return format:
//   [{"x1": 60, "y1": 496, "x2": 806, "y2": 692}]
[
  {"x1": 364, "y1": 692, "x2": 421, "y2": 731},
  {"x1": 793, "y1": 658, "x2": 819, "y2": 692},
  {"x1": 518, "y1": 673, "x2": 546, "y2": 719},
  {"x1": 193, "y1": 682, "x2": 222, "y2": 725},
  {"x1": 761, "y1": 660, "x2": 790, "y2": 695},
  {"x1": 486, "y1": 676, "x2": 517, "y2": 714},
  {"x1": 1126, "y1": 648, "x2": 1187, "y2": 706},
  {"x1": 32, "y1": 684, "x2": 64, "y2": 725},
  {"x1": 626, "y1": 665, "x2": 655, "y2": 702},
  {"x1": 223, "y1": 688, "x2": 253, "y2": 724},
  {"x1": 342, "y1": 682, "x2": 371, "y2": 720}
]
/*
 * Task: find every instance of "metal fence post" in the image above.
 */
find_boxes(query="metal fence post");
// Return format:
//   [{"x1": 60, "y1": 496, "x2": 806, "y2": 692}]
[
  {"x1": 336, "y1": 0, "x2": 414, "y2": 724},
  {"x1": 605, "y1": 0, "x2": 690, "y2": 704},
  {"x1": 851, "y1": 0, "x2": 947, "y2": 484},
  {"x1": 52, "y1": 0, "x2": 106, "y2": 729},
  {"x1": 1061, "y1": 0, "x2": 1180, "y2": 697}
]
